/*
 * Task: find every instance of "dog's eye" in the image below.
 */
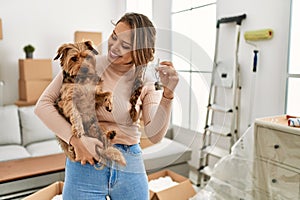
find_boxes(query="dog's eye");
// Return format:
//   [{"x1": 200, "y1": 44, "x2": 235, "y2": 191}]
[
  {"x1": 71, "y1": 56, "x2": 78, "y2": 62},
  {"x1": 86, "y1": 55, "x2": 92, "y2": 60}
]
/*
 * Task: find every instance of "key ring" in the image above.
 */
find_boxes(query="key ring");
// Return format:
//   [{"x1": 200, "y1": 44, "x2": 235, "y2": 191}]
[{"x1": 154, "y1": 58, "x2": 163, "y2": 90}]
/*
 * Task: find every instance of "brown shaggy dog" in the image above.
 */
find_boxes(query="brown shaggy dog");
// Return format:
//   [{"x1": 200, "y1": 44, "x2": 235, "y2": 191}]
[{"x1": 54, "y1": 41, "x2": 126, "y2": 167}]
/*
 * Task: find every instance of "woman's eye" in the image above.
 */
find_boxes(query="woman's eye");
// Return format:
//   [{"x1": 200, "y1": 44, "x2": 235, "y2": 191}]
[
  {"x1": 111, "y1": 34, "x2": 117, "y2": 40},
  {"x1": 122, "y1": 45, "x2": 131, "y2": 50}
]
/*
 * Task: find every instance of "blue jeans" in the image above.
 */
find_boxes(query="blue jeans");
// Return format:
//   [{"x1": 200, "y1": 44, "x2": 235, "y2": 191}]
[{"x1": 62, "y1": 144, "x2": 149, "y2": 200}]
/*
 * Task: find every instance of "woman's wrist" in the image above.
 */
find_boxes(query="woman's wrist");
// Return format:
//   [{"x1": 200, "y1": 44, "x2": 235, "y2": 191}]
[
  {"x1": 69, "y1": 135, "x2": 78, "y2": 146},
  {"x1": 163, "y1": 88, "x2": 174, "y2": 100}
]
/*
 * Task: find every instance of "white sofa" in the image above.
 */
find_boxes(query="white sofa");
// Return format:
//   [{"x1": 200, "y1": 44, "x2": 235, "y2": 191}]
[
  {"x1": 0, "y1": 105, "x2": 62, "y2": 162},
  {"x1": 0, "y1": 105, "x2": 192, "y2": 199}
]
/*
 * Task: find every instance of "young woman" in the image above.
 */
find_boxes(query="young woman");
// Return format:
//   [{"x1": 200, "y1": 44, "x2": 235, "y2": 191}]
[{"x1": 35, "y1": 12, "x2": 179, "y2": 200}]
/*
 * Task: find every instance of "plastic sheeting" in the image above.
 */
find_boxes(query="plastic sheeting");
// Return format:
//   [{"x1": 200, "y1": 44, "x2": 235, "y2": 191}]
[
  {"x1": 190, "y1": 125, "x2": 255, "y2": 200},
  {"x1": 190, "y1": 121, "x2": 300, "y2": 200}
]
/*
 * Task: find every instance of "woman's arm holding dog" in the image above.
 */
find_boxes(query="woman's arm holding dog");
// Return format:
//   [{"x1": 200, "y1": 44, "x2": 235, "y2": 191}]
[
  {"x1": 34, "y1": 71, "x2": 74, "y2": 143},
  {"x1": 34, "y1": 71, "x2": 102, "y2": 165}
]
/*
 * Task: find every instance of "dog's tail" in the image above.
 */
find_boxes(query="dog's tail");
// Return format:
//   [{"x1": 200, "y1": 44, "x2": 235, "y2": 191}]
[{"x1": 95, "y1": 145, "x2": 126, "y2": 166}]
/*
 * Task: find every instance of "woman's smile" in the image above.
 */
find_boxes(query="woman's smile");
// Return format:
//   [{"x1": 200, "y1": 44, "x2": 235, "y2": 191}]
[{"x1": 109, "y1": 50, "x2": 120, "y2": 59}]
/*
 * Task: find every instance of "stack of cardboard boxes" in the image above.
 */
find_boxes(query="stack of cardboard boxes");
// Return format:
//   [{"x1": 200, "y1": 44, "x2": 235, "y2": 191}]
[{"x1": 15, "y1": 59, "x2": 52, "y2": 106}]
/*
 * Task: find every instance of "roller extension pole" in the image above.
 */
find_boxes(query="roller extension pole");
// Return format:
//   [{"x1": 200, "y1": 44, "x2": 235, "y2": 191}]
[
  {"x1": 244, "y1": 28, "x2": 273, "y2": 127},
  {"x1": 248, "y1": 50, "x2": 259, "y2": 127}
]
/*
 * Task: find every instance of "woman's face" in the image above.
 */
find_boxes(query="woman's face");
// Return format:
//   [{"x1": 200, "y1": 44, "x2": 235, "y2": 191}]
[{"x1": 108, "y1": 22, "x2": 133, "y2": 66}]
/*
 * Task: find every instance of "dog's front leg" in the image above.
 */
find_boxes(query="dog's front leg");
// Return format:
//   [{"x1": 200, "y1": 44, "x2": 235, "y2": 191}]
[
  {"x1": 95, "y1": 82, "x2": 103, "y2": 95},
  {"x1": 69, "y1": 106, "x2": 85, "y2": 138}
]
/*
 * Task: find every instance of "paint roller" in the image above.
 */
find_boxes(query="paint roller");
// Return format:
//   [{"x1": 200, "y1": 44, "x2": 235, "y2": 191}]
[
  {"x1": 244, "y1": 29, "x2": 273, "y2": 41},
  {"x1": 244, "y1": 29, "x2": 273, "y2": 127},
  {"x1": 244, "y1": 29, "x2": 273, "y2": 72}
]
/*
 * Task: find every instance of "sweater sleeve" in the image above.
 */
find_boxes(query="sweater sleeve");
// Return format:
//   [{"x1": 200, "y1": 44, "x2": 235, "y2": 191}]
[
  {"x1": 34, "y1": 71, "x2": 73, "y2": 144},
  {"x1": 141, "y1": 83, "x2": 173, "y2": 144}
]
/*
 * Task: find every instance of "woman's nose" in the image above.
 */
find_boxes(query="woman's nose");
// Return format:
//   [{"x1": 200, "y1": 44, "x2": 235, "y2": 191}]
[{"x1": 110, "y1": 41, "x2": 121, "y2": 52}]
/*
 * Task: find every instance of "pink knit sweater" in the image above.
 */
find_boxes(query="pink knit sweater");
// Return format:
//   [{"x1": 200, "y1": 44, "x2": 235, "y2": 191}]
[{"x1": 34, "y1": 55, "x2": 172, "y2": 145}]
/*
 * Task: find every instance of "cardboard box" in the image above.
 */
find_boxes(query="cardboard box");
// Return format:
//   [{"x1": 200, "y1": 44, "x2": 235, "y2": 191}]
[
  {"x1": 19, "y1": 59, "x2": 53, "y2": 80},
  {"x1": 148, "y1": 170, "x2": 196, "y2": 200},
  {"x1": 19, "y1": 80, "x2": 51, "y2": 102},
  {"x1": 0, "y1": 18, "x2": 3, "y2": 40},
  {"x1": 24, "y1": 181, "x2": 63, "y2": 200},
  {"x1": 74, "y1": 31, "x2": 102, "y2": 46}
]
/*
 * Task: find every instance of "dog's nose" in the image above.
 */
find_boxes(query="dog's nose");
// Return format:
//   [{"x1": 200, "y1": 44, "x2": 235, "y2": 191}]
[
  {"x1": 80, "y1": 67, "x2": 89, "y2": 74},
  {"x1": 106, "y1": 107, "x2": 112, "y2": 112}
]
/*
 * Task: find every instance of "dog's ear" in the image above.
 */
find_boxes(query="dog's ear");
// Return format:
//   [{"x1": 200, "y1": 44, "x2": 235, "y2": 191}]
[
  {"x1": 84, "y1": 41, "x2": 99, "y2": 55},
  {"x1": 53, "y1": 53, "x2": 61, "y2": 60},
  {"x1": 54, "y1": 44, "x2": 72, "y2": 60}
]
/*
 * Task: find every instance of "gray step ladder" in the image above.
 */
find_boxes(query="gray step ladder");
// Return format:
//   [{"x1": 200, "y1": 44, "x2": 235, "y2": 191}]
[{"x1": 199, "y1": 14, "x2": 246, "y2": 187}]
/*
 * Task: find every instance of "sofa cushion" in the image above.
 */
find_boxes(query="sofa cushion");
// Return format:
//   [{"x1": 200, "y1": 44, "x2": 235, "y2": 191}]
[
  {"x1": 19, "y1": 106, "x2": 56, "y2": 146},
  {"x1": 142, "y1": 137, "x2": 192, "y2": 171},
  {"x1": 0, "y1": 145, "x2": 30, "y2": 161},
  {"x1": 26, "y1": 139, "x2": 63, "y2": 157},
  {"x1": 0, "y1": 105, "x2": 21, "y2": 145}
]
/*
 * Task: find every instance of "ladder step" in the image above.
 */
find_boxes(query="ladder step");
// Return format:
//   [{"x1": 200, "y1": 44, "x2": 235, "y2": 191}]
[
  {"x1": 208, "y1": 104, "x2": 233, "y2": 113},
  {"x1": 202, "y1": 145, "x2": 229, "y2": 158},
  {"x1": 206, "y1": 125, "x2": 232, "y2": 137},
  {"x1": 199, "y1": 166, "x2": 213, "y2": 177}
]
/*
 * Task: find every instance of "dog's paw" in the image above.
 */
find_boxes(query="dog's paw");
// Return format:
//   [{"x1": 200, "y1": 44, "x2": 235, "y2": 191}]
[
  {"x1": 106, "y1": 130, "x2": 116, "y2": 140},
  {"x1": 95, "y1": 92, "x2": 113, "y2": 112},
  {"x1": 67, "y1": 145, "x2": 76, "y2": 161}
]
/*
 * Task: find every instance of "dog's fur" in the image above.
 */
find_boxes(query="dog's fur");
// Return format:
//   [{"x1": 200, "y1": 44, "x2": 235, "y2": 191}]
[{"x1": 54, "y1": 41, "x2": 126, "y2": 166}]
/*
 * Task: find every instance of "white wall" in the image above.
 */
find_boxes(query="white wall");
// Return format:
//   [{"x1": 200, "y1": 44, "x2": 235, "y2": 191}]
[
  {"x1": 217, "y1": 0, "x2": 291, "y2": 133},
  {"x1": 0, "y1": 0, "x2": 126, "y2": 104},
  {"x1": 152, "y1": 0, "x2": 172, "y2": 61}
]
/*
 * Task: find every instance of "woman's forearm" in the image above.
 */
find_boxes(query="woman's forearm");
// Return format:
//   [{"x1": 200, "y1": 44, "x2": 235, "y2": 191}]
[
  {"x1": 143, "y1": 96, "x2": 173, "y2": 143},
  {"x1": 34, "y1": 72, "x2": 73, "y2": 144}
]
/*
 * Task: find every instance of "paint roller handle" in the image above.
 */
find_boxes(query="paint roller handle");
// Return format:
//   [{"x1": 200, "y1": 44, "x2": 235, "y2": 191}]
[
  {"x1": 253, "y1": 50, "x2": 259, "y2": 72},
  {"x1": 217, "y1": 13, "x2": 247, "y2": 28}
]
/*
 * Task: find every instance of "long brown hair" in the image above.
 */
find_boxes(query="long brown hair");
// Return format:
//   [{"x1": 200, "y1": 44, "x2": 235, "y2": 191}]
[{"x1": 116, "y1": 13, "x2": 156, "y2": 122}]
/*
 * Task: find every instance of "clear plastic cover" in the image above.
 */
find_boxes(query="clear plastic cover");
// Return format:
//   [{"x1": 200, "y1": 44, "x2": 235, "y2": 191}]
[{"x1": 190, "y1": 117, "x2": 300, "y2": 200}]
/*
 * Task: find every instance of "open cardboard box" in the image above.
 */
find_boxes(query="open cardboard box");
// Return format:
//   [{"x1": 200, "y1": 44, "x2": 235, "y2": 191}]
[
  {"x1": 24, "y1": 181, "x2": 63, "y2": 200},
  {"x1": 148, "y1": 169, "x2": 196, "y2": 200}
]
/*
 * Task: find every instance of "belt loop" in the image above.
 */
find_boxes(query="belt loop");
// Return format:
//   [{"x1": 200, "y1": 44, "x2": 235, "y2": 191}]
[{"x1": 125, "y1": 144, "x2": 129, "y2": 152}]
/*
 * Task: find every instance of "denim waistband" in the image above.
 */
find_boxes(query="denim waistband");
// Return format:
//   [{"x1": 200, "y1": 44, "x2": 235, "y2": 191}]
[{"x1": 113, "y1": 143, "x2": 140, "y2": 152}]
